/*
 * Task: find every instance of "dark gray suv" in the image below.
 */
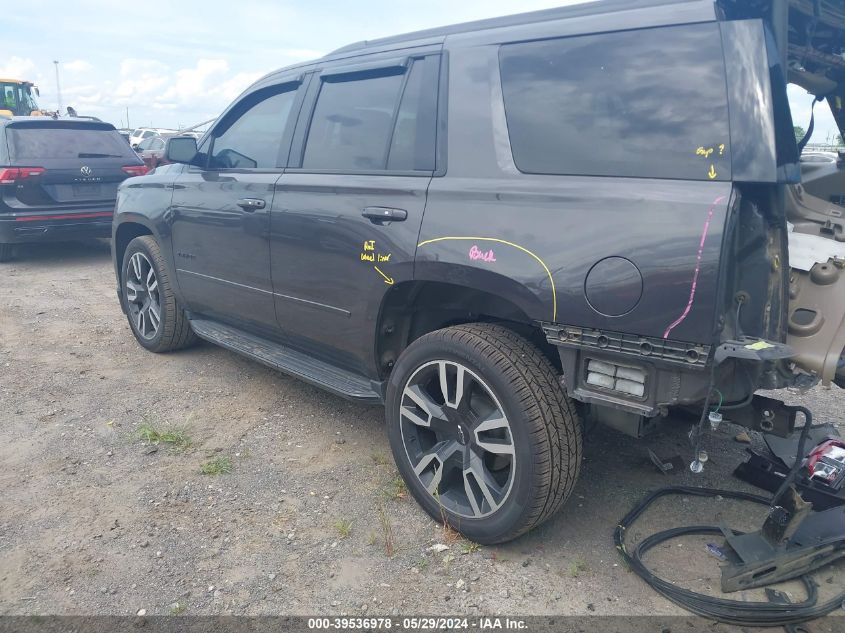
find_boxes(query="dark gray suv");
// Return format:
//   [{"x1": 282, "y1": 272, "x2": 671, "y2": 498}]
[
  {"x1": 112, "y1": 0, "x2": 845, "y2": 543},
  {"x1": 0, "y1": 117, "x2": 146, "y2": 261}
]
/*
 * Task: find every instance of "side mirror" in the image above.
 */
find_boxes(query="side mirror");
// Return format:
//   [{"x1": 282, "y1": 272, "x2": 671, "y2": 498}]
[{"x1": 165, "y1": 136, "x2": 198, "y2": 165}]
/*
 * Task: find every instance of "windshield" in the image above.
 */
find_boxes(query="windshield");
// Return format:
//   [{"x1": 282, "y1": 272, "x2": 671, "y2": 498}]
[
  {"x1": 1, "y1": 82, "x2": 39, "y2": 115},
  {"x1": 137, "y1": 136, "x2": 163, "y2": 150},
  {"x1": 19, "y1": 84, "x2": 38, "y2": 112}
]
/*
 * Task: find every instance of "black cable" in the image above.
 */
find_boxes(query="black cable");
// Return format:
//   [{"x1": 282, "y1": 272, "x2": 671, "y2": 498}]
[
  {"x1": 614, "y1": 486, "x2": 845, "y2": 627},
  {"x1": 617, "y1": 406, "x2": 840, "y2": 626}
]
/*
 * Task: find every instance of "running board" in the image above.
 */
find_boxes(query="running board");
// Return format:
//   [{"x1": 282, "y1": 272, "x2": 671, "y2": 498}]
[{"x1": 189, "y1": 318, "x2": 383, "y2": 403}]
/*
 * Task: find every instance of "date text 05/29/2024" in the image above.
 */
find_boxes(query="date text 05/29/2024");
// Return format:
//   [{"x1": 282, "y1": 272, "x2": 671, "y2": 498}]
[{"x1": 307, "y1": 617, "x2": 528, "y2": 630}]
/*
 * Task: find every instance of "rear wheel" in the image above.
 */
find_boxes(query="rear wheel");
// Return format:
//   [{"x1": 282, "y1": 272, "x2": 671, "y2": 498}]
[
  {"x1": 122, "y1": 235, "x2": 196, "y2": 352},
  {"x1": 0, "y1": 243, "x2": 14, "y2": 263},
  {"x1": 386, "y1": 323, "x2": 582, "y2": 544}
]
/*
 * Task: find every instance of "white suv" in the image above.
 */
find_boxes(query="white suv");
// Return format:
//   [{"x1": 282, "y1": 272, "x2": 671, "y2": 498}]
[{"x1": 129, "y1": 127, "x2": 177, "y2": 148}]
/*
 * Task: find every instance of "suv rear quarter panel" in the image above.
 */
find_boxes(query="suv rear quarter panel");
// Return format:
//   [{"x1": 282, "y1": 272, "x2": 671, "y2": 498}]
[{"x1": 417, "y1": 35, "x2": 733, "y2": 345}]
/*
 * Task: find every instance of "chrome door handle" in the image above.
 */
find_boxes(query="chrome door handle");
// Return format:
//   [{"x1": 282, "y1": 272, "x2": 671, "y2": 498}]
[
  {"x1": 362, "y1": 207, "x2": 407, "y2": 224},
  {"x1": 237, "y1": 198, "x2": 266, "y2": 211}
]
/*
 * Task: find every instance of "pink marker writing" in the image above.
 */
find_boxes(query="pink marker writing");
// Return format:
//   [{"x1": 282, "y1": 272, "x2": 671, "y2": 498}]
[{"x1": 469, "y1": 245, "x2": 496, "y2": 263}]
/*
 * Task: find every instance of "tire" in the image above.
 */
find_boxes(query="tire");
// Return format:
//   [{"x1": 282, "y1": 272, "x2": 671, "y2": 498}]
[
  {"x1": 0, "y1": 243, "x2": 14, "y2": 263},
  {"x1": 121, "y1": 235, "x2": 196, "y2": 353},
  {"x1": 385, "y1": 323, "x2": 582, "y2": 544}
]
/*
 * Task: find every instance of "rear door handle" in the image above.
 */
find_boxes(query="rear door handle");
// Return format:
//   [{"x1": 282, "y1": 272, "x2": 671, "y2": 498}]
[
  {"x1": 237, "y1": 198, "x2": 266, "y2": 211},
  {"x1": 362, "y1": 207, "x2": 407, "y2": 224}
]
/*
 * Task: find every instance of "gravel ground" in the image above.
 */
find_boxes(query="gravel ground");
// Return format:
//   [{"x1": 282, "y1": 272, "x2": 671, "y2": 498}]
[{"x1": 0, "y1": 240, "x2": 842, "y2": 630}]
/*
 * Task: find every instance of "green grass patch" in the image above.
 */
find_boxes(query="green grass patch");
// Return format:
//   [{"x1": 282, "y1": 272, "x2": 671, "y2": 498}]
[
  {"x1": 138, "y1": 423, "x2": 191, "y2": 451},
  {"x1": 568, "y1": 558, "x2": 588, "y2": 578},
  {"x1": 333, "y1": 518, "x2": 353, "y2": 538},
  {"x1": 382, "y1": 476, "x2": 407, "y2": 501},
  {"x1": 200, "y1": 456, "x2": 232, "y2": 475},
  {"x1": 377, "y1": 505, "x2": 396, "y2": 557},
  {"x1": 370, "y1": 452, "x2": 390, "y2": 467}
]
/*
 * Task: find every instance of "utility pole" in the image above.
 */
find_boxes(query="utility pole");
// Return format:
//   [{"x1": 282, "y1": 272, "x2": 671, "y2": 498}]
[
  {"x1": 53, "y1": 60, "x2": 62, "y2": 113},
  {"x1": 126, "y1": 106, "x2": 130, "y2": 130}
]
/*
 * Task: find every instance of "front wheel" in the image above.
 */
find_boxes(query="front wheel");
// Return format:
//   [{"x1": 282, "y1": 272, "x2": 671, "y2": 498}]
[
  {"x1": 121, "y1": 235, "x2": 196, "y2": 353},
  {"x1": 385, "y1": 323, "x2": 583, "y2": 544}
]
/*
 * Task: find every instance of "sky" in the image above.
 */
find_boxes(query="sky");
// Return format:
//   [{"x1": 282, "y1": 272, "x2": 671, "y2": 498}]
[
  {"x1": 788, "y1": 84, "x2": 841, "y2": 146},
  {"x1": 1, "y1": 0, "x2": 840, "y2": 141},
  {"x1": 0, "y1": 0, "x2": 583, "y2": 131}
]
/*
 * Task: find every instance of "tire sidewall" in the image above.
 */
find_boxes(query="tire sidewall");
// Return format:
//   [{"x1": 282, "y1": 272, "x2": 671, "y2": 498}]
[
  {"x1": 122, "y1": 237, "x2": 166, "y2": 351},
  {"x1": 386, "y1": 332, "x2": 542, "y2": 543}
]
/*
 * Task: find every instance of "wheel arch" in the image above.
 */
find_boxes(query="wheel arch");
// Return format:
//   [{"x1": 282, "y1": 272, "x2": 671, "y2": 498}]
[
  {"x1": 374, "y1": 280, "x2": 561, "y2": 379},
  {"x1": 114, "y1": 221, "x2": 154, "y2": 279}
]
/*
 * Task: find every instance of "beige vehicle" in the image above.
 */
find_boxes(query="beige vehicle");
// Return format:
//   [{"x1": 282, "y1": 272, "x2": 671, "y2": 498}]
[
  {"x1": 0, "y1": 79, "x2": 44, "y2": 118},
  {"x1": 774, "y1": 1, "x2": 845, "y2": 388},
  {"x1": 787, "y1": 180, "x2": 845, "y2": 388}
]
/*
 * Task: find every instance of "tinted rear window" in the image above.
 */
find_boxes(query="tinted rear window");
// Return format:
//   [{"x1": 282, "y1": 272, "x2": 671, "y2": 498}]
[
  {"x1": 302, "y1": 57, "x2": 439, "y2": 172},
  {"x1": 7, "y1": 126, "x2": 137, "y2": 160},
  {"x1": 499, "y1": 23, "x2": 731, "y2": 180},
  {"x1": 303, "y1": 70, "x2": 405, "y2": 171}
]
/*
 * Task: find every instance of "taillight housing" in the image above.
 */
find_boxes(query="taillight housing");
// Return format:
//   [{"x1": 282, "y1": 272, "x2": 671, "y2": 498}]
[
  {"x1": 807, "y1": 439, "x2": 845, "y2": 486},
  {"x1": 122, "y1": 165, "x2": 149, "y2": 177},
  {"x1": 0, "y1": 167, "x2": 46, "y2": 184}
]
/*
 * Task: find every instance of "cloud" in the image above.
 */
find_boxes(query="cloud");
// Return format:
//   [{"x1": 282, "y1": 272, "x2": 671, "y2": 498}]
[
  {"x1": 160, "y1": 59, "x2": 230, "y2": 105},
  {"x1": 0, "y1": 56, "x2": 37, "y2": 79},
  {"x1": 219, "y1": 71, "x2": 268, "y2": 101},
  {"x1": 119, "y1": 59, "x2": 170, "y2": 77},
  {"x1": 278, "y1": 48, "x2": 326, "y2": 61},
  {"x1": 63, "y1": 60, "x2": 93, "y2": 73},
  {"x1": 113, "y1": 59, "x2": 171, "y2": 103},
  {"x1": 81, "y1": 58, "x2": 250, "y2": 122}
]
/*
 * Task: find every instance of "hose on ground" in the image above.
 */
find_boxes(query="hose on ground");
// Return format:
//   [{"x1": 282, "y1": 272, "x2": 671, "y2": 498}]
[
  {"x1": 614, "y1": 485, "x2": 845, "y2": 627},
  {"x1": 617, "y1": 406, "x2": 842, "y2": 628}
]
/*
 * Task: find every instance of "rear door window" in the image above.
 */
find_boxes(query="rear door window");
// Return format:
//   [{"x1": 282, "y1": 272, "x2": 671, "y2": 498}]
[
  {"x1": 302, "y1": 56, "x2": 439, "y2": 172},
  {"x1": 499, "y1": 23, "x2": 730, "y2": 180},
  {"x1": 7, "y1": 125, "x2": 138, "y2": 160},
  {"x1": 303, "y1": 70, "x2": 404, "y2": 171}
]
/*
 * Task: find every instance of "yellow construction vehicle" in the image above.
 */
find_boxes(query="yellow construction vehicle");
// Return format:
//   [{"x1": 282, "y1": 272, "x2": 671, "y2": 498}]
[{"x1": 0, "y1": 79, "x2": 45, "y2": 117}]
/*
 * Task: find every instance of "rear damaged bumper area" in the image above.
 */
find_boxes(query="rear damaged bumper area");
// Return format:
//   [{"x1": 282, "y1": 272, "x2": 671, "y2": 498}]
[{"x1": 0, "y1": 205, "x2": 114, "y2": 243}]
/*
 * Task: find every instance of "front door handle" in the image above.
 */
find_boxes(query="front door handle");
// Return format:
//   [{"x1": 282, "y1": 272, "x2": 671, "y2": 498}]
[
  {"x1": 237, "y1": 198, "x2": 266, "y2": 212},
  {"x1": 362, "y1": 206, "x2": 407, "y2": 224}
]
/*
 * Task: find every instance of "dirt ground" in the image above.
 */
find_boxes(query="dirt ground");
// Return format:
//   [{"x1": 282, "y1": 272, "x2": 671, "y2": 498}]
[{"x1": 0, "y1": 240, "x2": 843, "y2": 629}]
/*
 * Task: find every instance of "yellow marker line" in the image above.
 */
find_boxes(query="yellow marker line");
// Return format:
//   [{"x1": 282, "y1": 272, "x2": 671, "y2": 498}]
[
  {"x1": 374, "y1": 265, "x2": 394, "y2": 285},
  {"x1": 417, "y1": 236, "x2": 557, "y2": 321}
]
